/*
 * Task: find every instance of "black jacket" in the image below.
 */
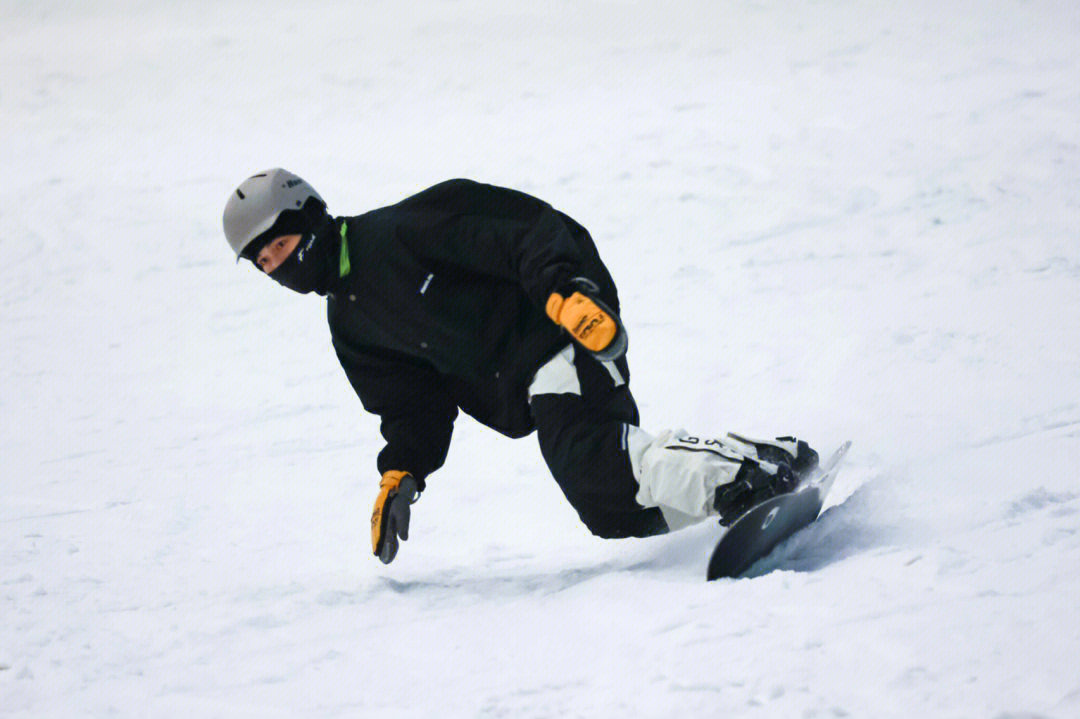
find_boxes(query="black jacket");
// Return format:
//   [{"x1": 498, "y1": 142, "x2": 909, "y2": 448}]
[{"x1": 325, "y1": 179, "x2": 619, "y2": 486}]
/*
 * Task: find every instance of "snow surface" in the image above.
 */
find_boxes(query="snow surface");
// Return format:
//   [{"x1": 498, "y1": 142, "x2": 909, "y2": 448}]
[{"x1": 3, "y1": 1, "x2": 1079, "y2": 716}]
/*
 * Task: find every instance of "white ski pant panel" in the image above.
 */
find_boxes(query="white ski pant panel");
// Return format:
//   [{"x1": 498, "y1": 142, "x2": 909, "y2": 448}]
[
  {"x1": 528, "y1": 345, "x2": 625, "y2": 400},
  {"x1": 528, "y1": 345, "x2": 581, "y2": 398},
  {"x1": 627, "y1": 427, "x2": 744, "y2": 522},
  {"x1": 656, "y1": 505, "x2": 702, "y2": 532},
  {"x1": 601, "y1": 359, "x2": 626, "y2": 388}
]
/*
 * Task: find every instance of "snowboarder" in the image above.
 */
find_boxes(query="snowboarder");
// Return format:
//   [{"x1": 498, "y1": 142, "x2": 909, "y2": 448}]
[{"x1": 222, "y1": 169, "x2": 819, "y2": 563}]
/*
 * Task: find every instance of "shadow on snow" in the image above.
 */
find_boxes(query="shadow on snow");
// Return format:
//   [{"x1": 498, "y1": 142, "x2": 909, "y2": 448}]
[{"x1": 364, "y1": 477, "x2": 903, "y2": 596}]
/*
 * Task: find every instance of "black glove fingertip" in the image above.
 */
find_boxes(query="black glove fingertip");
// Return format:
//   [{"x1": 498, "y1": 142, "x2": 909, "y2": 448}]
[{"x1": 378, "y1": 534, "x2": 397, "y2": 564}]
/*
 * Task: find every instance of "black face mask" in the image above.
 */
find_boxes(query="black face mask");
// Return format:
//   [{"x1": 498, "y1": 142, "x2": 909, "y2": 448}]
[{"x1": 267, "y1": 231, "x2": 333, "y2": 295}]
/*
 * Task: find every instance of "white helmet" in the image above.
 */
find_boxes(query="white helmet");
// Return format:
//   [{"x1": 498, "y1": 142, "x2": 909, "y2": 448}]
[{"x1": 222, "y1": 168, "x2": 326, "y2": 258}]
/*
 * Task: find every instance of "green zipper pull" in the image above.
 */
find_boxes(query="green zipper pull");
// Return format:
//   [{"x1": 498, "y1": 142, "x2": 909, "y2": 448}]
[{"x1": 339, "y1": 220, "x2": 351, "y2": 278}]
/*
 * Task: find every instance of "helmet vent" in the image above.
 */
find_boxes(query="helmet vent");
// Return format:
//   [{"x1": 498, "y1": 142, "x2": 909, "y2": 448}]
[{"x1": 236, "y1": 189, "x2": 245, "y2": 199}]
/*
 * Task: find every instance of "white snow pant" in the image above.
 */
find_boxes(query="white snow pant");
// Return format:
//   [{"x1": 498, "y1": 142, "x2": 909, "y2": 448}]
[
  {"x1": 626, "y1": 428, "x2": 750, "y2": 530},
  {"x1": 529, "y1": 345, "x2": 750, "y2": 536}
]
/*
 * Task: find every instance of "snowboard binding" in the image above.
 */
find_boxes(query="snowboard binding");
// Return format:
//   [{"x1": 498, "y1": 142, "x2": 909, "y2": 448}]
[
  {"x1": 726, "y1": 433, "x2": 820, "y2": 479},
  {"x1": 713, "y1": 459, "x2": 799, "y2": 527}
]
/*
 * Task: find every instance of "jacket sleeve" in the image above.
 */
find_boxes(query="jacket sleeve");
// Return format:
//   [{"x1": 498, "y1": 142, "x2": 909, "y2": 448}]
[
  {"x1": 333, "y1": 341, "x2": 457, "y2": 490},
  {"x1": 399, "y1": 179, "x2": 587, "y2": 309}
]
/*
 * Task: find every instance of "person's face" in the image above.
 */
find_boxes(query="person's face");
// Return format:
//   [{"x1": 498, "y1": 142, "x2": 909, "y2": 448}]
[{"x1": 254, "y1": 234, "x2": 301, "y2": 273}]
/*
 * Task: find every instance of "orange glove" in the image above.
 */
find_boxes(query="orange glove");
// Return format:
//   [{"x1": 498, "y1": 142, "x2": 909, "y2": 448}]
[
  {"x1": 371, "y1": 470, "x2": 419, "y2": 563},
  {"x1": 545, "y1": 278, "x2": 627, "y2": 360}
]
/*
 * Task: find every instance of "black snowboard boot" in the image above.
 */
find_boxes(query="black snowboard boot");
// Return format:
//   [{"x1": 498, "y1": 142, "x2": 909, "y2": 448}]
[
  {"x1": 712, "y1": 459, "x2": 798, "y2": 526},
  {"x1": 726, "y1": 433, "x2": 819, "y2": 479}
]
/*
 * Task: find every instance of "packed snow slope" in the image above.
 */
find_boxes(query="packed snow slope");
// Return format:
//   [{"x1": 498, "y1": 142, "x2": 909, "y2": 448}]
[{"x1": 3, "y1": 1, "x2": 1079, "y2": 717}]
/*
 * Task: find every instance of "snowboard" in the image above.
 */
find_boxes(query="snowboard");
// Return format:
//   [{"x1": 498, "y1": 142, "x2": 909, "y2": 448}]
[{"x1": 706, "y1": 441, "x2": 852, "y2": 580}]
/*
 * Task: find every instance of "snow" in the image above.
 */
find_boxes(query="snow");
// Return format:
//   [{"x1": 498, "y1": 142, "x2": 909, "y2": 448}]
[{"x1": 3, "y1": 0, "x2": 1079, "y2": 716}]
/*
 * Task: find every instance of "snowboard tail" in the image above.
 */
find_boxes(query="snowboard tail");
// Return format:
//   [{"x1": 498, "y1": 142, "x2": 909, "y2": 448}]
[{"x1": 706, "y1": 441, "x2": 852, "y2": 580}]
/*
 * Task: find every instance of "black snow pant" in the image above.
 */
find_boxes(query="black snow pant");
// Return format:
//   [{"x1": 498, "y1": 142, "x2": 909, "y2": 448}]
[{"x1": 528, "y1": 345, "x2": 669, "y2": 538}]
